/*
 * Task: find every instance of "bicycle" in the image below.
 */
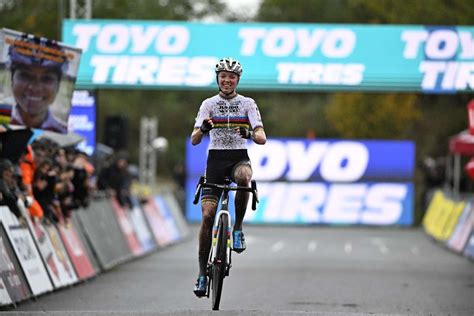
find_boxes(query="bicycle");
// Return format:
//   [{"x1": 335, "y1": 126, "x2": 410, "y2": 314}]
[{"x1": 193, "y1": 175, "x2": 259, "y2": 311}]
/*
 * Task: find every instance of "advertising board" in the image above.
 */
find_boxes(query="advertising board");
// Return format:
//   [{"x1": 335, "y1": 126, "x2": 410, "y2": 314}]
[
  {"x1": 186, "y1": 138, "x2": 415, "y2": 225},
  {"x1": 0, "y1": 28, "x2": 82, "y2": 132},
  {"x1": 62, "y1": 20, "x2": 473, "y2": 93},
  {"x1": 0, "y1": 222, "x2": 30, "y2": 304},
  {"x1": 69, "y1": 90, "x2": 96, "y2": 155}
]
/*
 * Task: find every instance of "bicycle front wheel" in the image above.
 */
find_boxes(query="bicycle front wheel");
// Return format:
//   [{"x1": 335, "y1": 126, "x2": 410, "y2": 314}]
[{"x1": 211, "y1": 213, "x2": 229, "y2": 311}]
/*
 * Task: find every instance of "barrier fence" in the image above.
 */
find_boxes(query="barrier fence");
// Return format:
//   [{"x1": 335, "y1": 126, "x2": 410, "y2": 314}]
[
  {"x1": 423, "y1": 189, "x2": 474, "y2": 261},
  {"x1": 3, "y1": 186, "x2": 470, "y2": 307},
  {"x1": 0, "y1": 192, "x2": 189, "y2": 307}
]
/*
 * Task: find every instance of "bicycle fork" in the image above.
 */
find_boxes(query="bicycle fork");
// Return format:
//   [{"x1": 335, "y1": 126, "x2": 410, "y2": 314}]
[{"x1": 209, "y1": 209, "x2": 232, "y2": 276}]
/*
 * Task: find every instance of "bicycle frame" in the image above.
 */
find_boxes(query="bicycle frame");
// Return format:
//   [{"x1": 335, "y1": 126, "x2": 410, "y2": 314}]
[
  {"x1": 209, "y1": 191, "x2": 232, "y2": 276},
  {"x1": 193, "y1": 175, "x2": 258, "y2": 309}
]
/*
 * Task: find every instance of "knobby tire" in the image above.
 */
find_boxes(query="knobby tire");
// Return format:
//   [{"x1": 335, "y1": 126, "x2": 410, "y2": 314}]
[{"x1": 212, "y1": 214, "x2": 228, "y2": 311}]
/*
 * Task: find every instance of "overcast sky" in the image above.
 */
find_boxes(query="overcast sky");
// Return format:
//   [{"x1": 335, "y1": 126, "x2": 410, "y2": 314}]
[
  {"x1": 223, "y1": 0, "x2": 262, "y2": 17},
  {"x1": 197, "y1": 0, "x2": 262, "y2": 21}
]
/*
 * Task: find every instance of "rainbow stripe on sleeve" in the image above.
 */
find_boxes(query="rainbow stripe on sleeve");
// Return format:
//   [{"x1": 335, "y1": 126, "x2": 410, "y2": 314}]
[{"x1": 0, "y1": 104, "x2": 12, "y2": 125}]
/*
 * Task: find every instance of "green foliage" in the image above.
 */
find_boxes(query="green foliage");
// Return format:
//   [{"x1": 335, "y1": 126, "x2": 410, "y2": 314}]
[
  {"x1": 257, "y1": 0, "x2": 474, "y2": 25},
  {"x1": 347, "y1": 0, "x2": 473, "y2": 25},
  {"x1": 0, "y1": 0, "x2": 61, "y2": 38},
  {"x1": 249, "y1": 92, "x2": 332, "y2": 138},
  {"x1": 258, "y1": 0, "x2": 356, "y2": 23},
  {"x1": 324, "y1": 93, "x2": 421, "y2": 139},
  {"x1": 91, "y1": 0, "x2": 226, "y2": 20},
  {"x1": 96, "y1": 88, "x2": 212, "y2": 172},
  {"x1": 0, "y1": 0, "x2": 227, "y2": 39}
]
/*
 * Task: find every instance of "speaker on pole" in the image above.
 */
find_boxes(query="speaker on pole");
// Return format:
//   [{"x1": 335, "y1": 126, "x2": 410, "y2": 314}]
[{"x1": 104, "y1": 115, "x2": 128, "y2": 150}]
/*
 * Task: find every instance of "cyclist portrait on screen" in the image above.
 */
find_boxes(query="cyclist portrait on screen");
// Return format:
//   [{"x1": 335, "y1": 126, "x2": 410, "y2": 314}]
[
  {"x1": 6, "y1": 36, "x2": 69, "y2": 133},
  {"x1": 191, "y1": 57, "x2": 267, "y2": 297}
]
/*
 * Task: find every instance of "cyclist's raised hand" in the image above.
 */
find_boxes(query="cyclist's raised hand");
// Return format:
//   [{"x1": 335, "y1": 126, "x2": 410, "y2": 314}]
[
  {"x1": 200, "y1": 119, "x2": 214, "y2": 133},
  {"x1": 235, "y1": 126, "x2": 252, "y2": 139}
]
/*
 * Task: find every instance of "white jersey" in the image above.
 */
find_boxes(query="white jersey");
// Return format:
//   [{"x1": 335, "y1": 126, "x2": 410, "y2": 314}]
[{"x1": 194, "y1": 94, "x2": 264, "y2": 150}]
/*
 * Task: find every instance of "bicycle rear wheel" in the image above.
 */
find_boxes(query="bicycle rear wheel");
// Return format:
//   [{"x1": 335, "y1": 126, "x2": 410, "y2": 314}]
[{"x1": 211, "y1": 213, "x2": 229, "y2": 310}]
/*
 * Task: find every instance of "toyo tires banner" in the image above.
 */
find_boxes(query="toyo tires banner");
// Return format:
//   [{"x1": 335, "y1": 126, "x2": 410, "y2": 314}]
[
  {"x1": 62, "y1": 20, "x2": 473, "y2": 93},
  {"x1": 186, "y1": 138, "x2": 415, "y2": 226}
]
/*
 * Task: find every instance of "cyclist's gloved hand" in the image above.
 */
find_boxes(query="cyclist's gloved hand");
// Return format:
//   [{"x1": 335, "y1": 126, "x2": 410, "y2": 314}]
[
  {"x1": 200, "y1": 119, "x2": 213, "y2": 133},
  {"x1": 237, "y1": 126, "x2": 253, "y2": 139}
]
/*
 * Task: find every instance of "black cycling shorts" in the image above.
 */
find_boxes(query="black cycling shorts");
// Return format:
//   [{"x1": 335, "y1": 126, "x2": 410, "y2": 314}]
[{"x1": 202, "y1": 149, "x2": 251, "y2": 203}]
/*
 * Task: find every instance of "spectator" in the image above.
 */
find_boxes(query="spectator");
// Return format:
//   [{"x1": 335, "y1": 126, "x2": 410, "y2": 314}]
[
  {"x1": 420, "y1": 156, "x2": 446, "y2": 207},
  {"x1": 56, "y1": 164, "x2": 75, "y2": 222},
  {"x1": 33, "y1": 158, "x2": 60, "y2": 224},
  {"x1": 68, "y1": 148, "x2": 94, "y2": 208},
  {"x1": 0, "y1": 158, "x2": 25, "y2": 222},
  {"x1": 98, "y1": 151, "x2": 133, "y2": 208},
  {"x1": 18, "y1": 145, "x2": 44, "y2": 219}
]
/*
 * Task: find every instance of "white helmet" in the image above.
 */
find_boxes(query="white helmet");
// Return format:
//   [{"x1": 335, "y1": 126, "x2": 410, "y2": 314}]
[{"x1": 215, "y1": 57, "x2": 243, "y2": 76}]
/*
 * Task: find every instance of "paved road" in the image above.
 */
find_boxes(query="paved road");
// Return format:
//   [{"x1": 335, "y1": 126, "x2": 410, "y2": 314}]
[{"x1": 4, "y1": 225, "x2": 474, "y2": 315}]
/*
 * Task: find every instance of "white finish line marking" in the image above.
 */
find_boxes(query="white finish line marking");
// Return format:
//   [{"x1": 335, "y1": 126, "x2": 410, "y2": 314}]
[
  {"x1": 308, "y1": 241, "x2": 318, "y2": 252},
  {"x1": 344, "y1": 242, "x2": 353, "y2": 254},
  {"x1": 271, "y1": 241, "x2": 285, "y2": 252}
]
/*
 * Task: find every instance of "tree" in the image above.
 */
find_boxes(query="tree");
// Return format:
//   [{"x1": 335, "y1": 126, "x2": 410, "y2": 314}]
[
  {"x1": 0, "y1": 0, "x2": 60, "y2": 39},
  {"x1": 257, "y1": 0, "x2": 473, "y2": 25},
  {"x1": 325, "y1": 93, "x2": 421, "y2": 139},
  {"x1": 0, "y1": 0, "x2": 227, "y2": 39},
  {"x1": 91, "y1": 0, "x2": 225, "y2": 21}
]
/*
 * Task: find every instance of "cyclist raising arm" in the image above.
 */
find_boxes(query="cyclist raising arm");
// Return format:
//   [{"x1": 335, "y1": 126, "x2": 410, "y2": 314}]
[{"x1": 191, "y1": 57, "x2": 266, "y2": 297}]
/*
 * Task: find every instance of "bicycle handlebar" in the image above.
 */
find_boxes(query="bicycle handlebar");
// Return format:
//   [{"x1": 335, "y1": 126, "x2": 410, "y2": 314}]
[{"x1": 192, "y1": 176, "x2": 259, "y2": 210}]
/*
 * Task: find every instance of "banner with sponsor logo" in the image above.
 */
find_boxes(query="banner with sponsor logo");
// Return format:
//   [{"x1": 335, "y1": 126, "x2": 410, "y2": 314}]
[
  {"x1": 75, "y1": 199, "x2": 133, "y2": 270},
  {"x1": 128, "y1": 200, "x2": 157, "y2": 253},
  {"x1": 423, "y1": 190, "x2": 466, "y2": 241},
  {"x1": 162, "y1": 191, "x2": 190, "y2": 240},
  {"x1": 463, "y1": 231, "x2": 474, "y2": 259},
  {"x1": 69, "y1": 90, "x2": 96, "y2": 155},
  {"x1": 447, "y1": 201, "x2": 474, "y2": 253},
  {"x1": 27, "y1": 218, "x2": 78, "y2": 288},
  {"x1": 69, "y1": 212, "x2": 101, "y2": 273},
  {"x1": 110, "y1": 198, "x2": 144, "y2": 256},
  {"x1": 0, "y1": 222, "x2": 30, "y2": 304},
  {"x1": 0, "y1": 207, "x2": 53, "y2": 296},
  {"x1": 154, "y1": 196, "x2": 181, "y2": 243},
  {"x1": 0, "y1": 278, "x2": 12, "y2": 306},
  {"x1": 186, "y1": 138, "x2": 414, "y2": 225},
  {"x1": 57, "y1": 222, "x2": 96, "y2": 280},
  {"x1": 142, "y1": 198, "x2": 174, "y2": 247},
  {"x1": 62, "y1": 20, "x2": 473, "y2": 93},
  {"x1": 7, "y1": 226, "x2": 53, "y2": 296},
  {"x1": 0, "y1": 28, "x2": 82, "y2": 133}
]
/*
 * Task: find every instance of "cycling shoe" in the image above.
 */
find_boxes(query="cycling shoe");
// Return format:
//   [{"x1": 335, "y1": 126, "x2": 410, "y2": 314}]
[{"x1": 193, "y1": 275, "x2": 207, "y2": 297}]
